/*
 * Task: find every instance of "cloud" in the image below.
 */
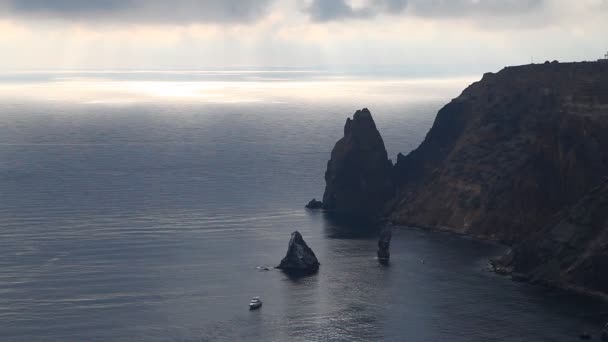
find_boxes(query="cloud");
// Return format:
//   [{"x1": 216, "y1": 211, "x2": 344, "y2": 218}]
[
  {"x1": 0, "y1": 0, "x2": 276, "y2": 24},
  {"x1": 409, "y1": 0, "x2": 544, "y2": 17},
  {"x1": 373, "y1": 0, "x2": 408, "y2": 13},
  {"x1": 303, "y1": 0, "x2": 545, "y2": 22},
  {"x1": 304, "y1": 0, "x2": 375, "y2": 21}
]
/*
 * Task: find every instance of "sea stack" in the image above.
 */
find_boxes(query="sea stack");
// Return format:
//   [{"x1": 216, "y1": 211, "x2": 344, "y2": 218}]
[
  {"x1": 377, "y1": 228, "x2": 392, "y2": 264},
  {"x1": 277, "y1": 231, "x2": 320, "y2": 275},
  {"x1": 305, "y1": 198, "x2": 323, "y2": 210},
  {"x1": 322, "y1": 108, "x2": 394, "y2": 216},
  {"x1": 309, "y1": 61, "x2": 608, "y2": 296}
]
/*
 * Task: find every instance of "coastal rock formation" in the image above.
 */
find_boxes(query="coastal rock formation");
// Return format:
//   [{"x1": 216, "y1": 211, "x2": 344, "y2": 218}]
[
  {"x1": 389, "y1": 61, "x2": 608, "y2": 294},
  {"x1": 311, "y1": 61, "x2": 608, "y2": 295},
  {"x1": 305, "y1": 198, "x2": 323, "y2": 210},
  {"x1": 377, "y1": 228, "x2": 392, "y2": 263},
  {"x1": 391, "y1": 61, "x2": 608, "y2": 244},
  {"x1": 277, "y1": 231, "x2": 320, "y2": 274},
  {"x1": 322, "y1": 108, "x2": 394, "y2": 216},
  {"x1": 495, "y1": 179, "x2": 608, "y2": 295}
]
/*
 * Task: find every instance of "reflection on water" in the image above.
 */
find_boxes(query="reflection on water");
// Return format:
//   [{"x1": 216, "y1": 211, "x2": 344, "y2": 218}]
[
  {"x1": 320, "y1": 212, "x2": 385, "y2": 239},
  {"x1": 0, "y1": 69, "x2": 475, "y2": 105}
]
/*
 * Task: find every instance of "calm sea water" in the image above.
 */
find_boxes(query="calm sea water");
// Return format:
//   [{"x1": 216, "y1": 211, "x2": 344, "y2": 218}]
[{"x1": 0, "y1": 70, "x2": 606, "y2": 341}]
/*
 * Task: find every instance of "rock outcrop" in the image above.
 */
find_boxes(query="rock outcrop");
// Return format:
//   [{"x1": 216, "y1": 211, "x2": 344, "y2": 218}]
[
  {"x1": 311, "y1": 61, "x2": 608, "y2": 295},
  {"x1": 495, "y1": 179, "x2": 608, "y2": 295},
  {"x1": 391, "y1": 61, "x2": 608, "y2": 244},
  {"x1": 305, "y1": 198, "x2": 323, "y2": 210},
  {"x1": 322, "y1": 108, "x2": 394, "y2": 216},
  {"x1": 277, "y1": 231, "x2": 320, "y2": 275},
  {"x1": 389, "y1": 61, "x2": 608, "y2": 294},
  {"x1": 377, "y1": 228, "x2": 392, "y2": 264}
]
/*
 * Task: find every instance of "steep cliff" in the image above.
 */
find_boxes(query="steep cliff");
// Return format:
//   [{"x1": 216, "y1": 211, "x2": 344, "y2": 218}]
[
  {"x1": 496, "y1": 179, "x2": 608, "y2": 296},
  {"x1": 391, "y1": 61, "x2": 608, "y2": 244},
  {"x1": 322, "y1": 108, "x2": 394, "y2": 215},
  {"x1": 314, "y1": 61, "x2": 608, "y2": 295}
]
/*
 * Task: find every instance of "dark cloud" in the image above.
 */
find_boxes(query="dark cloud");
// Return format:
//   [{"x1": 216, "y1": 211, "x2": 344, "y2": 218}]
[
  {"x1": 373, "y1": 0, "x2": 408, "y2": 13},
  {"x1": 304, "y1": 0, "x2": 544, "y2": 22},
  {"x1": 409, "y1": 0, "x2": 544, "y2": 18},
  {"x1": 0, "y1": 0, "x2": 276, "y2": 24},
  {"x1": 305, "y1": 0, "x2": 374, "y2": 22},
  {"x1": 8, "y1": 0, "x2": 131, "y2": 14},
  {"x1": 0, "y1": 0, "x2": 552, "y2": 25}
]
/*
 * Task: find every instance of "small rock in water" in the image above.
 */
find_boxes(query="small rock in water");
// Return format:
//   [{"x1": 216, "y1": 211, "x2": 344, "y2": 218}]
[
  {"x1": 579, "y1": 332, "x2": 592, "y2": 340},
  {"x1": 276, "y1": 231, "x2": 320, "y2": 275},
  {"x1": 377, "y1": 227, "x2": 392, "y2": 264},
  {"x1": 305, "y1": 199, "x2": 323, "y2": 210}
]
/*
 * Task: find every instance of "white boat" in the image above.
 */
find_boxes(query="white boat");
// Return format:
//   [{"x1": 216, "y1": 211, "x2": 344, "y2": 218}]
[{"x1": 249, "y1": 296, "x2": 263, "y2": 310}]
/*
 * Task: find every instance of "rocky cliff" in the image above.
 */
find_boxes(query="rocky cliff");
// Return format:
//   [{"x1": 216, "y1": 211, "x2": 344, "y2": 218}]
[
  {"x1": 314, "y1": 61, "x2": 608, "y2": 295},
  {"x1": 495, "y1": 179, "x2": 608, "y2": 296},
  {"x1": 322, "y1": 108, "x2": 394, "y2": 215},
  {"x1": 391, "y1": 61, "x2": 608, "y2": 244}
]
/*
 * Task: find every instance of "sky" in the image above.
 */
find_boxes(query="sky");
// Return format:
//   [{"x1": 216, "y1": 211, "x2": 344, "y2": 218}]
[{"x1": 0, "y1": 0, "x2": 607, "y2": 72}]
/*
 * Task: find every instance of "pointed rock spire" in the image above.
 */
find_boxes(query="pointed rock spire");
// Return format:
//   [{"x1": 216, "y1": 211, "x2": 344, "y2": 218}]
[
  {"x1": 322, "y1": 108, "x2": 394, "y2": 216},
  {"x1": 276, "y1": 231, "x2": 320, "y2": 275}
]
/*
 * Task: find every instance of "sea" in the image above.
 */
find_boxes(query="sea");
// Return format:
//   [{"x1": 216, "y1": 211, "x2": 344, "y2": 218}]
[{"x1": 0, "y1": 69, "x2": 606, "y2": 341}]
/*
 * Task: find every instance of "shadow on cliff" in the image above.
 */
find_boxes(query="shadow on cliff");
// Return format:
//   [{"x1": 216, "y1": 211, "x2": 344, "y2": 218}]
[{"x1": 320, "y1": 212, "x2": 385, "y2": 239}]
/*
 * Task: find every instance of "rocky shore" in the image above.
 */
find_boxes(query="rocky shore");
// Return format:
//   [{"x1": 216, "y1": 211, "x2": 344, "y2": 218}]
[
  {"x1": 493, "y1": 179, "x2": 608, "y2": 297},
  {"x1": 313, "y1": 60, "x2": 608, "y2": 297}
]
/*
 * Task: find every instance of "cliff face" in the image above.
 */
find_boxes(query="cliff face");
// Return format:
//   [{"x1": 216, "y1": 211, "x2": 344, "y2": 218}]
[
  {"x1": 322, "y1": 108, "x2": 394, "y2": 215},
  {"x1": 315, "y1": 61, "x2": 608, "y2": 295},
  {"x1": 497, "y1": 179, "x2": 608, "y2": 295},
  {"x1": 391, "y1": 61, "x2": 608, "y2": 243}
]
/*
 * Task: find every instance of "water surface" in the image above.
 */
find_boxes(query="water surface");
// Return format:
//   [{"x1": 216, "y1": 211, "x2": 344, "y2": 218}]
[{"x1": 0, "y1": 71, "x2": 606, "y2": 341}]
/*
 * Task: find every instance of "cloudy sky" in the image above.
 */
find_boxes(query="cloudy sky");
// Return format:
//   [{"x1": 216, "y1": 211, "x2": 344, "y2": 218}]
[{"x1": 0, "y1": 0, "x2": 606, "y2": 72}]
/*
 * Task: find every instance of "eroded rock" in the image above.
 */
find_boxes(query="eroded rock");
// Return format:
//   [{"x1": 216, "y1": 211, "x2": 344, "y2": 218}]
[
  {"x1": 305, "y1": 199, "x2": 323, "y2": 210},
  {"x1": 377, "y1": 228, "x2": 392, "y2": 263},
  {"x1": 276, "y1": 231, "x2": 320, "y2": 275},
  {"x1": 322, "y1": 108, "x2": 394, "y2": 216}
]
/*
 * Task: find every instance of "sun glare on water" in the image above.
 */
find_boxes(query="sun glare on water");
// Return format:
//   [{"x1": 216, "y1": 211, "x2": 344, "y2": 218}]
[
  {"x1": 127, "y1": 81, "x2": 205, "y2": 98},
  {"x1": 0, "y1": 71, "x2": 475, "y2": 105}
]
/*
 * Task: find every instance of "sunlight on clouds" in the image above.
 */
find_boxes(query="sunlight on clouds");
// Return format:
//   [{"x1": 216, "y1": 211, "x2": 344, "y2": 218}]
[{"x1": 0, "y1": 19, "x2": 32, "y2": 39}]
